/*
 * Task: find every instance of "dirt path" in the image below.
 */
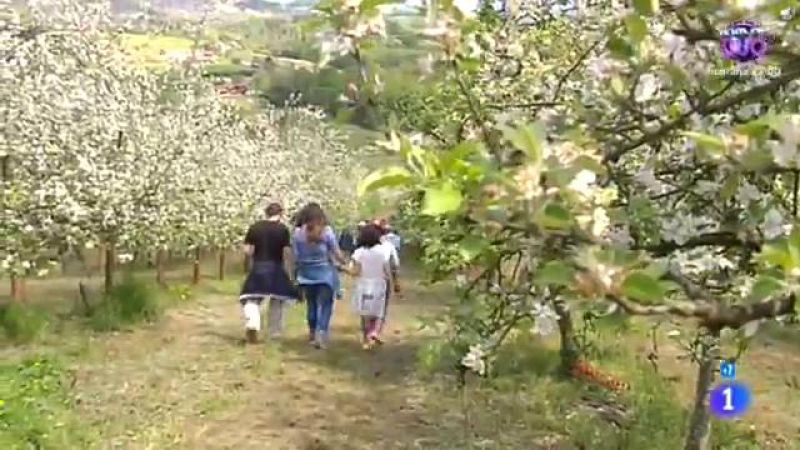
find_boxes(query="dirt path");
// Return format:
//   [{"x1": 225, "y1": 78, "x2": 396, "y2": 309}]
[{"x1": 71, "y1": 279, "x2": 451, "y2": 450}]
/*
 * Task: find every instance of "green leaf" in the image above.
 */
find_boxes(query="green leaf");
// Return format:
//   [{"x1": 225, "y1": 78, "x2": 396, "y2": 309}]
[
  {"x1": 503, "y1": 123, "x2": 545, "y2": 163},
  {"x1": 441, "y1": 140, "x2": 481, "y2": 170},
  {"x1": 735, "y1": 117, "x2": 772, "y2": 138},
  {"x1": 633, "y1": 0, "x2": 659, "y2": 15},
  {"x1": 536, "y1": 203, "x2": 572, "y2": 229},
  {"x1": 360, "y1": 0, "x2": 398, "y2": 12},
  {"x1": 534, "y1": 261, "x2": 575, "y2": 287},
  {"x1": 457, "y1": 235, "x2": 488, "y2": 261},
  {"x1": 621, "y1": 271, "x2": 665, "y2": 303},
  {"x1": 607, "y1": 37, "x2": 634, "y2": 59},
  {"x1": 642, "y1": 261, "x2": 668, "y2": 279},
  {"x1": 739, "y1": 148, "x2": 773, "y2": 172},
  {"x1": 573, "y1": 155, "x2": 607, "y2": 175},
  {"x1": 663, "y1": 64, "x2": 689, "y2": 91},
  {"x1": 682, "y1": 131, "x2": 726, "y2": 156},
  {"x1": 356, "y1": 166, "x2": 413, "y2": 197},
  {"x1": 610, "y1": 76, "x2": 626, "y2": 96},
  {"x1": 758, "y1": 240, "x2": 790, "y2": 268},
  {"x1": 457, "y1": 57, "x2": 481, "y2": 73},
  {"x1": 624, "y1": 14, "x2": 648, "y2": 43},
  {"x1": 422, "y1": 182, "x2": 463, "y2": 215},
  {"x1": 720, "y1": 173, "x2": 740, "y2": 200},
  {"x1": 748, "y1": 276, "x2": 785, "y2": 302}
]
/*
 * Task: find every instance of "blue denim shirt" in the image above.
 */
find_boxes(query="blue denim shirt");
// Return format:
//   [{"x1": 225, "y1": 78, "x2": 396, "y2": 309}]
[{"x1": 292, "y1": 226, "x2": 339, "y2": 293}]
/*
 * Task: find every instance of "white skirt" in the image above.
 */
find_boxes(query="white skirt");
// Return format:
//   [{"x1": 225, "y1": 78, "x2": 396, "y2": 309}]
[{"x1": 350, "y1": 277, "x2": 387, "y2": 318}]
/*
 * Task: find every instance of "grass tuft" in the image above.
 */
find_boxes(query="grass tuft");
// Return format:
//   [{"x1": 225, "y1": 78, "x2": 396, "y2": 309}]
[
  {"x1": 0, "y1": 303, "x2": 50, "y2": 343},
  {"x1": 88, "y1": 275, "x2": 162, "y2": 331}
]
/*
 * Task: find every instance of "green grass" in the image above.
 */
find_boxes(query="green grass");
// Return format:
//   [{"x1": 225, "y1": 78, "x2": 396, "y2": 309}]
[
  {"x1": 0, "y1": 265, "x2": 796, "y2": 448},
  {"x1": 87, "y1": 275, "x2": 162, "y2": 331},
  {"x1": 0, "y1": 303, "x2": 50, "y2": 344},
  {"x1": 0, "y1": 356, "x2": 94, "y2": 449},
  {"x1": 415, "y1": 328, "x2": 761, "y2": 450},
  {"x1": 118, "y1": 33, "x2": 196, "y2": 68}
]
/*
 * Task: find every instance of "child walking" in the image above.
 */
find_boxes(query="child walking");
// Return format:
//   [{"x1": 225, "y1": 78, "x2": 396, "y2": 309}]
[{"x1": 346, "y1": 224, "x2": 391, "y2": 350}]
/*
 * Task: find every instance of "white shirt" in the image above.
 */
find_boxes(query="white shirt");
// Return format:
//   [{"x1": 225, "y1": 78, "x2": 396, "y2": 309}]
[
  {"x1": 378, "y1": 238, "x2": 399, "y2": 267},
  {"x1": 352, "y1": 246, "x2": 390, "y2": 280},
  {"x1": 385, "y1": 232, "x2": 401, "y2": 250}
]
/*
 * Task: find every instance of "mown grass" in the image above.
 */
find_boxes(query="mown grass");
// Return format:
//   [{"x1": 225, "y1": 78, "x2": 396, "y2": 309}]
[
  {"x1": 0, "y1": 356, "x2": 95, "y2": 449},
  {"x1": 0, "y1": 261, "x2": 796, "y2": 448}
]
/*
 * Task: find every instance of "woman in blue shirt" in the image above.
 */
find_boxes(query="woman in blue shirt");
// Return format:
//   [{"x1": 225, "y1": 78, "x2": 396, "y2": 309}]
[{"x1": 292, "y1": 204, "x2": 348, "y2": 349}]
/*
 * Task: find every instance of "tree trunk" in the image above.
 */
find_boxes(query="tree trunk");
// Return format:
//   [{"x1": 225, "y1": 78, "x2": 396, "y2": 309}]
[
  {"x1": 553, "y1": 297, "x2": 580, "y2": 373},
  {"x1": 10, "y1": 274, "x2": 19, "y2": 302},
  {"x1": 683, "y1": 330, "x2": 720, "y2": 450},
  {"x1": 156, "y1": 249, "x2": 165, "y2": 286},
  {"x1": 218, "y1": 249, "x2": 225, "y2": 280},
  {"x1": 98, "y1": 244, "x2": 105, "y2": 273},
  {"x1": 192, "y1": 247, "x2": 201, "y2": 285},
  {"x1": 104, "y1": 244, "x2": 115, "y2": 293}
]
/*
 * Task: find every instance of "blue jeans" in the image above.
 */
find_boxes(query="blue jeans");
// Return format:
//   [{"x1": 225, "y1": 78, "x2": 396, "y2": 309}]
[{"x1": 302, "y1": 284, "x2": 334, "y2": 334}]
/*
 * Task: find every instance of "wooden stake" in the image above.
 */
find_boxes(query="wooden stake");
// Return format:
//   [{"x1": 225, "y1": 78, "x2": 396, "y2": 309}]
[
  {"x1": 104, "y1": 244, "x2": 115, "y2": 293},
  {"x1": 156, "y1": 249, "x2": 165, "y2": 286},
  {"x1": 98, "y1": 244, "x2": 106, "y2": 273},
  {"x1": 192, "y1": 247, "x2": 201, "y2": 285},
  {"x1": 218, "y1": 249, "x2": 225, "y2": 280},
  {"x1": 10, "y1": 273, "x2": 18, "y2": 302}
]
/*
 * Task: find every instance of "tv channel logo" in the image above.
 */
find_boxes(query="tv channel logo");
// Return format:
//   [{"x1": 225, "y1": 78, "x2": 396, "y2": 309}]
[{"x1": 719, "y1": 20, "x2": 770, "y2": 63}]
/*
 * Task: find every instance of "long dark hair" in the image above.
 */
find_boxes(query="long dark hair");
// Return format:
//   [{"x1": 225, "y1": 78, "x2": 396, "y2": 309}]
[
  {"x1": 297, "y1": 203, "x2": 327, "y2": 243},
  {"x1": 294, "y1": 202, "x2": 327, "y2": 228}
]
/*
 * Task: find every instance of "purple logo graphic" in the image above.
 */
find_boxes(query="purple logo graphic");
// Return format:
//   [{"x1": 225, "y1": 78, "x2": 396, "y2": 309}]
[{"x1": 720, "y1": 20, "x2": 769, "y2": 63}]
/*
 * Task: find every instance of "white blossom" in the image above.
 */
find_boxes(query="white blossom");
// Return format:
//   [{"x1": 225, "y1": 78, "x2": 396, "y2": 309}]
[
  {"x1": 763, "y1": 208, "x2": 788, "y2": 239},
  {"x1": 634, "y1": 73, "x2": 661, "y2": 103},
  {"x1": 461, "y1": 345, "x2": 487, "y2": 375},
  {"x1": 531, "y1": 302, "x2": 559, "y2": 336}
]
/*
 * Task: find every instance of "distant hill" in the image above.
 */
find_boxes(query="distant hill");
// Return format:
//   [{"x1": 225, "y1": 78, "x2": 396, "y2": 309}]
[{"x1": 110, "y1": 0, "x2": 421, "y2": 16}]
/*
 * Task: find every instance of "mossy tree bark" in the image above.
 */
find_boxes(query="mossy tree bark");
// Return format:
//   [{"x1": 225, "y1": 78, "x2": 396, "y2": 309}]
[{"x1": 683, "y1": 330, "x2": 720, "y2": 450}]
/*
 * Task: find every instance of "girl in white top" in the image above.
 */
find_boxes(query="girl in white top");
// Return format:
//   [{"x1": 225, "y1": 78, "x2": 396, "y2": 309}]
[{"x1": 344, "y1": 224, "x2": 392, "y2": 350}]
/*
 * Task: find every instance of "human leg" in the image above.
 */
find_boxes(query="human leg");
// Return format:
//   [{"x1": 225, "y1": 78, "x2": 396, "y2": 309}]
[
  {"x1": 267, "y1": 296, "x2": 285, "y2": 338},
  {"x1": 303, "y1": 285, "x2": 319, "y2": 342},
  {"x1": 360, "y1": 316, "x2": 368, "y2": 341},
  {"x1": 242, "y1": 299, "x2": 262, "y2": 343},
  {"x1": 313, "y1": 285, "x2": 334, "y2": 348},
  {"x1": 377, "y1": 281, "x2": 390, "y2": 339}
]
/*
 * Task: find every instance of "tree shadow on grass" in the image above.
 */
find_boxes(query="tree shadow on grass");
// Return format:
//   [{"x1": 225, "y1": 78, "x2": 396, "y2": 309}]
[{"x1": 277, "y1": 331, "x2": 432, "y2": 386}]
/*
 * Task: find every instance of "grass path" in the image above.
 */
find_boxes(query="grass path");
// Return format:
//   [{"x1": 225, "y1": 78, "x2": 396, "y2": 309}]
[
  {"x1": 69, "y1": 275, "x2": 454, "y2": 449},
  {"x1": 3, "y1": 263, "x2": 800, "y2": 449}
]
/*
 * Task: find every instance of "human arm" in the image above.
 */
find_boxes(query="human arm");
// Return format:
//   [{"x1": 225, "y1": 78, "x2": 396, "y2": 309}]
[
  {"x1": 341, "y1": 248, "x2": 361, "y2": 276},
  {"x1": 383, "y1": 259, "x2": 392, "y2": 292},
  {"x1": 243, "y1": 225, "x2": 256, "y2": 255},
  {"x1": 282, "y1": 227, "x2": 294, "y2": 280},
  {"x1": 325, "y1": 226, "x2": 348, "y2": 266}
]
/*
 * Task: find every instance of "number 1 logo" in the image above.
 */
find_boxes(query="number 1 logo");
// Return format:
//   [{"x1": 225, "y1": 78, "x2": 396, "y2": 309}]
[
  {"x1": 722, "y1": 386, "x2": 734, "y2": 411},
  {"x1": 710, "y1": 382, "x2": 751, "y2": 418}
]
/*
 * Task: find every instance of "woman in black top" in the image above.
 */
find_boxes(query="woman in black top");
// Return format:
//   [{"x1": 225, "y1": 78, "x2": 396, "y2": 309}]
[{"x1": 239, "y1": 202, "x2": 298, "y2": 343}]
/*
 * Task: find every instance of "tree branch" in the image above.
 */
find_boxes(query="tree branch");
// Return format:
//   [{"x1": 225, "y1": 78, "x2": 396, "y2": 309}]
[
  {"x1": 604, "y1": 66, "x2": 800, "y2": 163},
  {"x1": 607, "y1": 293, "x2": 796, "y2": 331},
  {"x1": 636, "y1": 231, "x2": 761, "y2": 256}
]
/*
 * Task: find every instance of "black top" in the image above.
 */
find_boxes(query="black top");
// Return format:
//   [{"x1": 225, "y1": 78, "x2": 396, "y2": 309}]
[{"x1": 244, "y1": 220, "x2": 290, "y2": 263}]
